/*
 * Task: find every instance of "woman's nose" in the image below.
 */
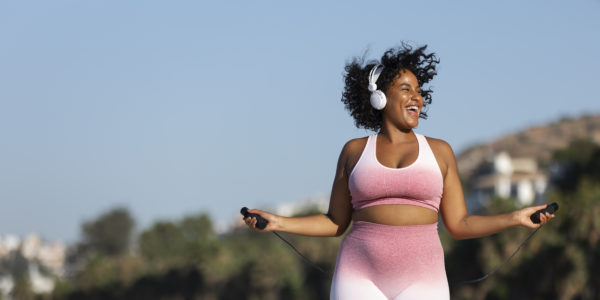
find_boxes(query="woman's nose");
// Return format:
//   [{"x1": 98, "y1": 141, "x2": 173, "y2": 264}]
[{"x1": 411, "y1": 90, "x2": 422, "y2": 101}]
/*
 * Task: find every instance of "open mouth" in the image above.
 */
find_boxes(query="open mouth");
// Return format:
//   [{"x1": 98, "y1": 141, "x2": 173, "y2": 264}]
[{"x1": 406, "y1": 105, "x2": 419, "y2": 115}]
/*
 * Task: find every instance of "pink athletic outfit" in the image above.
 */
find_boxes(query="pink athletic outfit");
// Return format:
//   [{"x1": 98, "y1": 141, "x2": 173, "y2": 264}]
[{"x1": 330, "y1": 133, "x2": 450, "y2": 300}]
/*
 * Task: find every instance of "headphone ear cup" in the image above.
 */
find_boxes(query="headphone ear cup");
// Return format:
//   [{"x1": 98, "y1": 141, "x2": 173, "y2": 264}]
[{"x1": 370, "y1": 90, "x2": 387, "y2": 110}]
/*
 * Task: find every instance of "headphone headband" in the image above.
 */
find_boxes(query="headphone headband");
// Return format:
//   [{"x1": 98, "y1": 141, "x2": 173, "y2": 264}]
[{"x1": 368, "y1": 64, "x2": 384, "y2": 92}]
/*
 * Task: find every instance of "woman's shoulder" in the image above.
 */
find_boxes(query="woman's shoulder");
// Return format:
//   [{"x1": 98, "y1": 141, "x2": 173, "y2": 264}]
[
  {"x1": 339, "y1": 136, "x2": 370, "y2": 176},
  {"x1": 342, "y1": 136, "x2": 369, "y2": 156},
  {"x1": 424, "y1": 135, "x2": 456, "y2": 159},
  {"x1": 423, "y1": 135, "x2": 457, "y2": 176},
  {"x1": 338, "y1": 136, "x2": 370, "y2": 166},
  {"x1": 423, "y1": 135, "x2": 451, "y2": 149}
]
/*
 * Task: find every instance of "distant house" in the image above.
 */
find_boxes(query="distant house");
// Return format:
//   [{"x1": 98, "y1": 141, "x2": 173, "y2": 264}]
[
  {"x1": 467, "y1": 152, "x2": 547, "y2": 211},
  {"x1": 0, "y1": 234, "x2": 66, "y2": 297}
]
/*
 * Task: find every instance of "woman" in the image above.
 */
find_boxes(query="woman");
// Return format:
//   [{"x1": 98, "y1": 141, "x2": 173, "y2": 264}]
[{"x1": 243, "y1": 43, "x2": 555, "y2": 299}]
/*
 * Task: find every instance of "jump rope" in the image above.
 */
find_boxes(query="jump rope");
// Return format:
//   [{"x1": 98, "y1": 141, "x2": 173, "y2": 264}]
[
  {"x1": 241, "y1": 64, "x2": 558, "y2": 283},
  {"x1": 241, "y1": 202, "x2": 558, "y2": 284}
]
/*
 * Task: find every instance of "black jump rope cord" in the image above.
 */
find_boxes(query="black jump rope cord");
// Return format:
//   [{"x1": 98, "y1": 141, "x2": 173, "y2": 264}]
[
  {"x1": 273, "y1": 231, "x2": 332, "y2": 276},
  {"x1": 458, "y1": 224, "x2": 542, "y2": 284},
  {"x1": 241, "y1": 204, "x2": 556, "y2": 284}
]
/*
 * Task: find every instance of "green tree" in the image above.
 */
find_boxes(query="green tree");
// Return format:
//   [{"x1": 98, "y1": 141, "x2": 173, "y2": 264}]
[
  {"x1": 11, "y1": 275, "x2": 33, "y2": 300},
  {"x1": 138, "y1": 221, "x2": 185, "y2": 264},
  {"x1": 82, "y1": 207, "x2": 135, "y2": 256},
  {"x1": 551, "y1": 138, "x2": 600, "y2": 191},
  {"x1": 4, "y1": 251, "x2": 33, "y2": 300},
  {"x1": 137, "y1": 213, "x2": 218, "y2": 268}
]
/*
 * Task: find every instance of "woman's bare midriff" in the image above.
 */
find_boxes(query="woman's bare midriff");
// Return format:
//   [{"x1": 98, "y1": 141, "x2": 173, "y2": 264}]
[{"x1": 352, "y1": 204, "x2": 438, "y2": 225}]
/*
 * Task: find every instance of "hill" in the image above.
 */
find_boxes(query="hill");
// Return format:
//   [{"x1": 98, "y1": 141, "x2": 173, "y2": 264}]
[{"x1": 457, "y1": 114, "x2": 600, "y2": 179}]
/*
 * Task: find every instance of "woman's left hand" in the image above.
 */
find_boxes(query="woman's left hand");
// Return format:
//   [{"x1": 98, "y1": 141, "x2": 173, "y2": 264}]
[{"x1": 512, "y1": 204, "x2": 556, "y2": 229}]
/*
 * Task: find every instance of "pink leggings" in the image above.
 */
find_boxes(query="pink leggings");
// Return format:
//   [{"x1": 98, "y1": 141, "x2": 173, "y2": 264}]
[{"x1": 330, "y1": 221, "x2": 449, "y2": 299}]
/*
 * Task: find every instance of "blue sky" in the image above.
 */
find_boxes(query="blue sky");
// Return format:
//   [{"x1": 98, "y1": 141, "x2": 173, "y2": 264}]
[{"x1": 1, "y1": 0, "x2": 599, "y2": 243}]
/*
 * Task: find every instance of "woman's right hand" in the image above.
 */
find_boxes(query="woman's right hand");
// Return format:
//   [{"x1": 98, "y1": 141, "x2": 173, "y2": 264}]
[{"x1": 243, "y1": 208, "x2": 281, "y2": 232}]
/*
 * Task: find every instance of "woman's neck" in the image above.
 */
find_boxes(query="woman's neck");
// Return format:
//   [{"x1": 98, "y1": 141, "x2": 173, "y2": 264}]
[{"x1": 378, "y1": 125, "x2": 414, "y2": 144}]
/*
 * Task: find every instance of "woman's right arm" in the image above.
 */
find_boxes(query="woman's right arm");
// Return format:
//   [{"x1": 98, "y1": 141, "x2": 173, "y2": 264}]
[{"x1": 243, "y1": 141, "x2": 356, "y2": 237}]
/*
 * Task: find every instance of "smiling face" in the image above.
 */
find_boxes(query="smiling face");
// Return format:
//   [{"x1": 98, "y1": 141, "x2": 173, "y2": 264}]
[{"x1": 382, "y1": 69, "x2": 424, "y2": 130}]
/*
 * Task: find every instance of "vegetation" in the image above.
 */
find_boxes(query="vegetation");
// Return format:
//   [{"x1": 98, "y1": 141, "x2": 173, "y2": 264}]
[{"x1": 81, "y1": 207, "x2": 135, "y2": 257}]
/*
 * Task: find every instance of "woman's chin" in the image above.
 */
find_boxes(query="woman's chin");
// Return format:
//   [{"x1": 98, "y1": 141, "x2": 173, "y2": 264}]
[
  {"x1": 402, "y1": 111, "x2": 420, "y2": 128},
  {"x1": 405, "y1": 117, "x2": 419, "y2": 129},
  {"x1": 398, "y1": 121, "x2": 418, "y2": 131}
]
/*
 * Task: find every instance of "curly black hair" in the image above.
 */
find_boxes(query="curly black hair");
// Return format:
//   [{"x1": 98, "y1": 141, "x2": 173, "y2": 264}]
[{"x1": 341, "y1": 43, "x2": 439, "y2": 131}]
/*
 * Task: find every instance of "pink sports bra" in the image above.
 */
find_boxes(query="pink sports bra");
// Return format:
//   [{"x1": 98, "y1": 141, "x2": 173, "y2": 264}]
[{"x1": 348, "y1": 133, "x2": 443, "y2": 212}]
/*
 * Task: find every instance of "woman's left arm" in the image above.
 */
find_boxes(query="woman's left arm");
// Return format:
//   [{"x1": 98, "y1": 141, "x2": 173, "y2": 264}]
[{"x1": 433, "y1": 139, "x2": 555, "y2": 240}]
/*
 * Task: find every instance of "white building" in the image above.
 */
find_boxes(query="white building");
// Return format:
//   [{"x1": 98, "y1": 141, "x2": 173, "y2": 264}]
[
  {"x1": 0, "y1": 235, "x2": 21, "y2": 258},
  {"x1": 21, "y1": 234, "x2": 42, "y2": 260},
  {"x1": 0, "y1": 275, "x2": 14, "y2": 299},
  {"x1": 0, "y1": 233, "x2": 66, "y2": 297},
  {"x1": 36, "y1": 242, "x2": 66, "y2": 277},
  {"x1": 275, "y1": 194, "x2": 329, "y2": 217},
  {"x1": 468, "y1": 152, "x2": 547, "y2": 211}
]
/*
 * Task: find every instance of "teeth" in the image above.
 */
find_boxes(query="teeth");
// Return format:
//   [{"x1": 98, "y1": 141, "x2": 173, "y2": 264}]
[{"x1": 407, "y1": 106, "x2": 418, "y2": 111}]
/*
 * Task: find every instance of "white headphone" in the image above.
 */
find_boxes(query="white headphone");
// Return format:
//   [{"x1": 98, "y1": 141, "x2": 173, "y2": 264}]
[{"x1": 368, "y1": 64, "x2": 386, "y2": 110}]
